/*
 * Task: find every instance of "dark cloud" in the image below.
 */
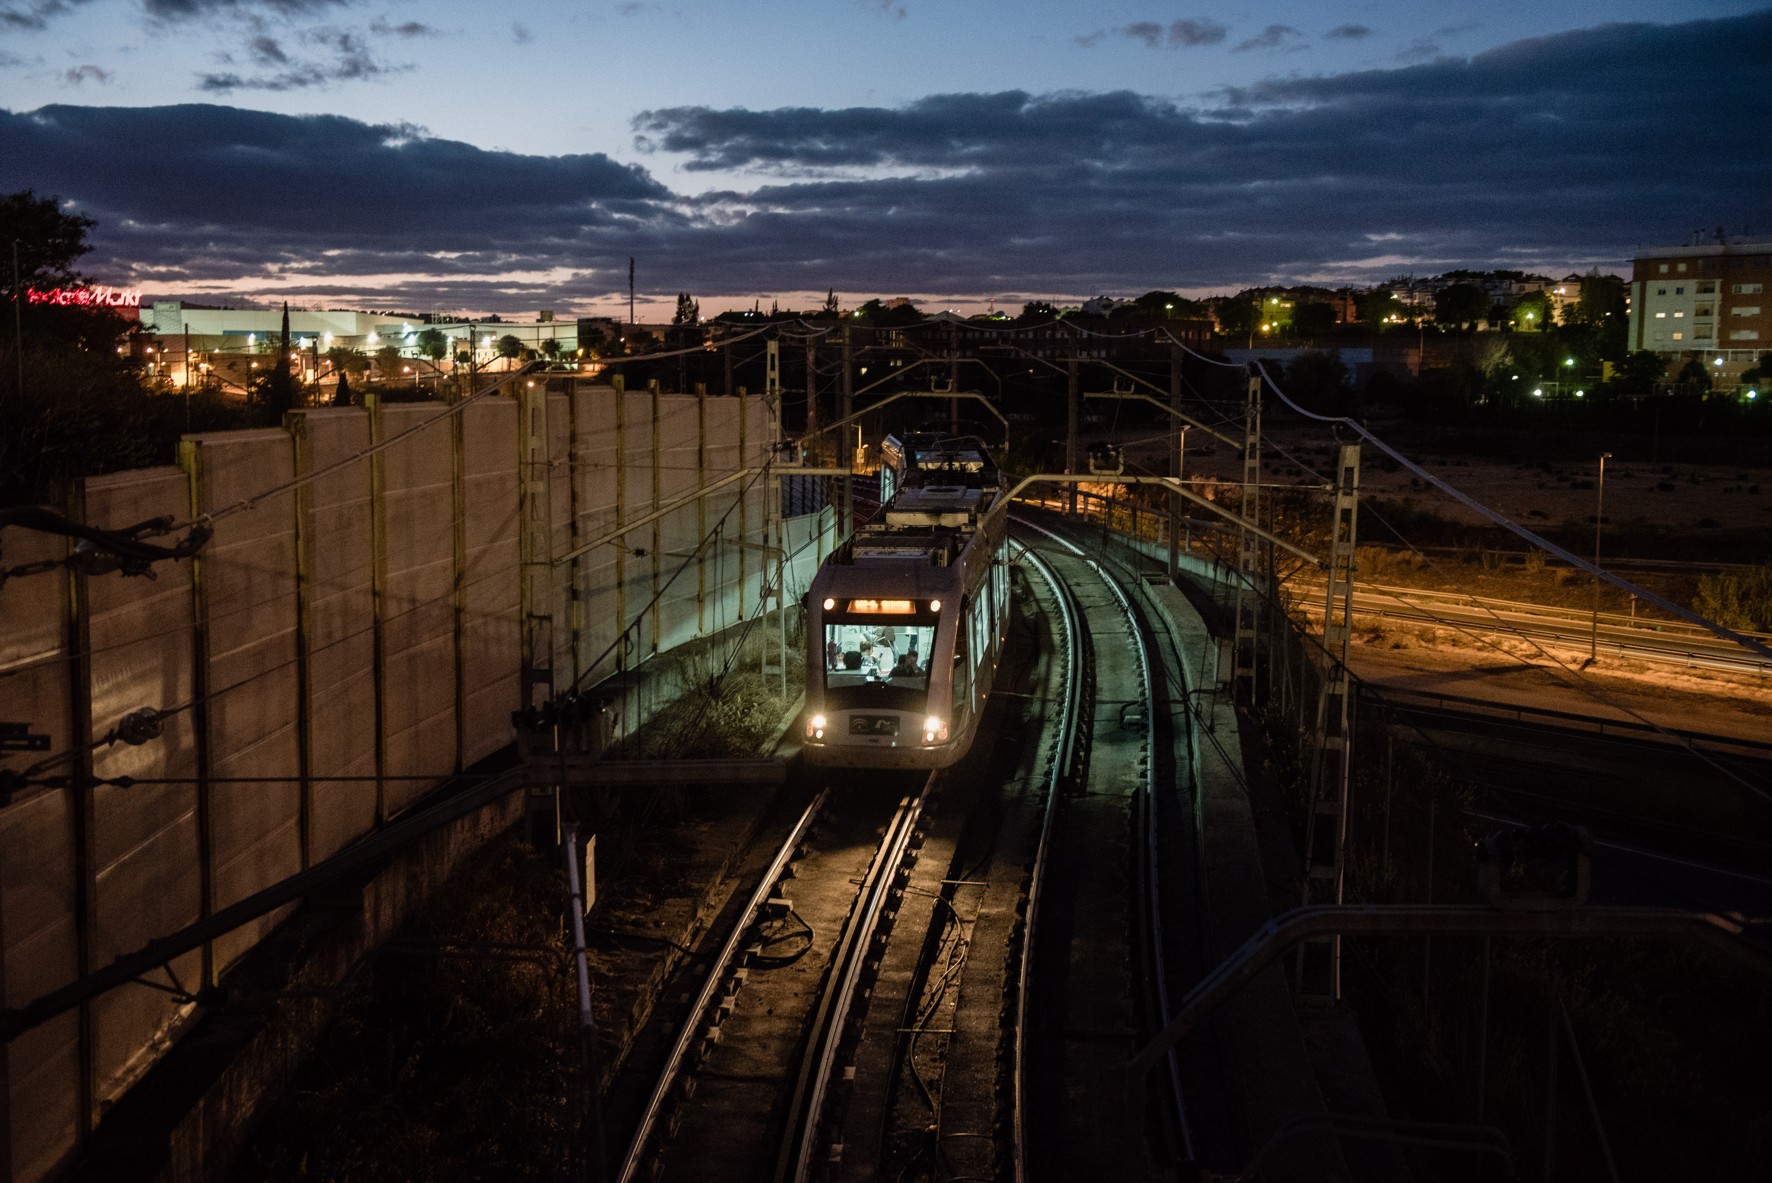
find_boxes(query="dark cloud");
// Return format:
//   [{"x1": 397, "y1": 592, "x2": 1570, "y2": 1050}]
[
  {"x1": 1117, "y1": 18, "x2": 1225, "y2": 48},
  {"x1": 142, "y1": 0, "x2": 352, "y2": 18},
  {"x1": 371, "y1": 19, "x2": 435, "y2": 37},
  {"x1": 0, "y1": 104, "x2": 672, "y2": 305},
  {"x1": 199, "y1": 28, "x2": 402, "y2": 91},
  {"x1": 1396, "y1": 39, "x2": 1443, "y2": 64},
  {"x1": 1232, "y1": 24, "x2": 1304, "y2": 52},
  {"x1": 3, "y1": 13, "x2": 1768, "y2": 307},
  {"x1": 1167, "y1": 18, "x2": 1227, "y2": 46},
  {"x1": 1120, "y1": 22, "x2": 1162, "y2": 47},
  {"x1": 63, "y1": 63, "x2": 109, "y2": 83},
  {"x1": 249, "y1": 34, "x2": 288, "y2": 64},
  {"x1": 1324, "y1": 24, "x2": 1371, "y2": 41},
  {"x1": 1, "y1": 0, "x2": 86, "y2": 30}
]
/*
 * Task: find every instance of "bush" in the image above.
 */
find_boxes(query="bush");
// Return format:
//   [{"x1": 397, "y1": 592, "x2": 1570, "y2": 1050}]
[{"x1": 1695, "y1": 563, "x2": 1772, "y2": 630}]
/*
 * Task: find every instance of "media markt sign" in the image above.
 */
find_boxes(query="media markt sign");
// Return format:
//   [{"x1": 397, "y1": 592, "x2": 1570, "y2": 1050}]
[{"x1": 25, "y1": 285, "x2": 142, "y2": 308}]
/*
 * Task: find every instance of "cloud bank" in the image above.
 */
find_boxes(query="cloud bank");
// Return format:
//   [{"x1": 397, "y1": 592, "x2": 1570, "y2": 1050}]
[{"x1": 1, "y1": 12, "x2": 1766, "y2": 310}]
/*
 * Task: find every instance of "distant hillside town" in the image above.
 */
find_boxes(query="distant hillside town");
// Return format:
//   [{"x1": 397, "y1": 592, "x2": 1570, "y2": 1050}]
[{"x1": 95, "y1": 234, "x2": 1772, "y2": 400}]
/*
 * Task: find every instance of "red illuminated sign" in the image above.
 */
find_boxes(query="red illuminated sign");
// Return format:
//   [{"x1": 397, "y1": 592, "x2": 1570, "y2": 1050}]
[{"x1": 25, "y1": 285, "x2": 142, "y2": 308}]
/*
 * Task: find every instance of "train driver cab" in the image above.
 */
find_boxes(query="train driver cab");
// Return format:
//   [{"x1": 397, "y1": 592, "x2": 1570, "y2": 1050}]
[{"x1": 823, "y1": 610, "x2": 936, "y2": 692}]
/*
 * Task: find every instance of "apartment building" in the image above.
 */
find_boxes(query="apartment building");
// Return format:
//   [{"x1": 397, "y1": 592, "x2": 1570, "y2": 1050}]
[{"x1": 1628, "y1": 239, "x2": 1772, "y2": 370}]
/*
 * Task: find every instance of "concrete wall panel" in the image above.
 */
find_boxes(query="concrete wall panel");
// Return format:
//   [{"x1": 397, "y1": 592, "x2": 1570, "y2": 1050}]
[
  {"x1": 184, "y1": 430, "x2": 302, "y2": 974},
  {"x1": 2, "y1": 792, "x2": 81, "y2": 1183},
  {"x1": 377, "y1": 405, "x2": 459, "y2": 810},
  {"x1": 572, "y1": 384, "x2": 623, "y2": 687},
  {"x1": 460, "y1": 399, "x2": 520, "y2": 767},
  {"x1": 292, "y1": 409, "x2": 379, "y2": 861},
  {"x1": 82, "y1": 468, "x2": 206, "y2": 1109},
  {"x1": 0, "y1": 517, "x2": 80, "y2": 1182},
  {"x1": 545, "y1": 392, "x2": 576, "y2": 691}
]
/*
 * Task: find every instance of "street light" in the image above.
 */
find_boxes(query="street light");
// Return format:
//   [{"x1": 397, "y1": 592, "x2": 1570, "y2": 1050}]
[{"x1": 1590, "y1": 451, "x2": 1612, "y2": 664}]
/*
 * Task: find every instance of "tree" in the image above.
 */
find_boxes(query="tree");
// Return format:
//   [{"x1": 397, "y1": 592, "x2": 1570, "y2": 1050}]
[
  {"x1": 853, "y1": 298, "x2": 924, "y2": 326},
  {"x1": 256, "y1": 301, "x2": 297, "y2": 416},
  {"x1": 416, "y1": 327, "x2": 448, "y2": 363},
  {"x1": 1358, "y1": 287, "x2": 1401, "y2": 330},
  {"x1": 495, "y1": 334, "x2": 524, "y2": 360},
  {"x1": 1214, "y1": 297, "x2": 1258, "y2": 338},
  {"x1": 325, "y1": 346, "x2": 370, "y2": 379},
  {"x1": 1018, "y1": 300, "x2": 1060, "y2": 322},
  {"x1": 2, "y1": 188, "x2": 135, "y2": 355},
  {"x1": 1675, "y1": 358, "x2": 1712, "y2": 395},
  {"x1": 1610, "y1": 351, "x2": 1667, "y2": 396},
  {"x1": 820, "y1": 289, "x2": 841, "y2": 318},
  {"x1": 375, "y1": 344, "x2": 403, "y2": 376},
  {"x1": 1695, "y1": 563, "x2": 1772, "y2": 631},
  {"x1": 1292, "y1": 302, "x2": 1338, "y2": 336},
  {"x1": 1510, "y1": 290, "x2": 1552, "y2": 331},
  {"x1": 666, "y1": 293, "x2": 702, "y2": 347},
  {"x1": 1741, "y1": 351, "x2": 1772, "y2": 387},
  {"x1": 540, "y1": 337, "x2": 561, "y2": 360},
  {"x1": 1, "y1": 189, "x2": 96, "y2": 300},
  {"x1": 1108, "y1": 290, "x2": 1205, "y2": 320},
  {"x1": 1565, "y1": 271, "x2": 1628, "y2": 357},
  {"x1": 1433, "y1": 283, "x2": 1490, "y2": 331}
]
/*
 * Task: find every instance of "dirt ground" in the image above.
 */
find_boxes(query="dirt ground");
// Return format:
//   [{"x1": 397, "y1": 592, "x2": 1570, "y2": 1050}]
[
  {"x1": 1168, "y1": 419, "x2": 1772, "y2": 541},
  {"x1": 1346, "y1": 619, "x2": 1772, "y2": 743},
  {"x1": 1120, "y1": 417, "x2": 1772, "y2": 738}
]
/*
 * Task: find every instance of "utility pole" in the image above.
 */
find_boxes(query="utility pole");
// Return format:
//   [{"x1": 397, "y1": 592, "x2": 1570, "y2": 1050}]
[
  {"x1": 11, "y1": 240, "x2": 23, "y2": 404},
  {"x1": 841, "y1": 325, "x2": 854, "y2": 538},
  {"x1": 805, "y1": 334, "x2": 818, "y2": 455},
  {"x1": 1589, "y1": 452, "x2": 1612, "y2": 664},
  {"x1": 1168, "y1": 343, "x2": 1182, "y2": 582},
  {"x1": 1065, "y1": 358, "x2": 1079, "y2": 515},
  {"x1": 627, "y1": 257, "x2": 635, "y2": 326},
  {"x1": 947, "y1": 320, "x2": 959, "y2": 433}
]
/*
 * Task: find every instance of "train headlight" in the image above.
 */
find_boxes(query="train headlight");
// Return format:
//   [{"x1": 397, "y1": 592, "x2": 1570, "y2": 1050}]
[
  {"x1": 822, "y1": 597, "x2": 835, "y2": 611},
  {"x1": 928, "y1": 599, "x2": 941, "y2": 613},
  {"x1": 808, "y1": 713, "x2": 827, "y2": 740},
  {"x1": 923, "y1": 715, "x2": 948, "y2": 744}
]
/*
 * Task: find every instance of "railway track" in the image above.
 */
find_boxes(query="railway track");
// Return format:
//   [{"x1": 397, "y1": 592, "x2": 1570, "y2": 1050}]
[
  {"x1": 611, "y1": 520, "x2": 1214, "y2": 1181},
  {"x1": 615, "y1": 777, "x2": 935, "y2": 1183}
]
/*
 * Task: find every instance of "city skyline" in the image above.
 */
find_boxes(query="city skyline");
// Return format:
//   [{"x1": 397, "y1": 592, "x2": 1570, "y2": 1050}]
[{"x1": 1, "y1": 2, "x2": 1768, "y2": 318}]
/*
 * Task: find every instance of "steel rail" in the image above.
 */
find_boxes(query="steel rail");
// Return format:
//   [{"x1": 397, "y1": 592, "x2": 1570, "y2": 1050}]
[
  {"x1": 616, "y1": 788, "x2": 830, "y2": 1183},
  {"x1": 775, "y1": 775, "x2": 937, "y2": 1183},
  {"x1": 1012, "y1": 514, "x2": 1196, "y2": 1167},
  {"x1": 1097, "y1": 547, "x2": 1195, "y2": 1165},
  {"x1": 1010, "y1": 542, "x2": 1084, "y2": 1183}
]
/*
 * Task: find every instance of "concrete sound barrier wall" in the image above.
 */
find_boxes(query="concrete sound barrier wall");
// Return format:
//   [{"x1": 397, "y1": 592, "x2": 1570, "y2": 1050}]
[{"x1": 0, "y1": 378, "x2": 825, "y2": 1182}]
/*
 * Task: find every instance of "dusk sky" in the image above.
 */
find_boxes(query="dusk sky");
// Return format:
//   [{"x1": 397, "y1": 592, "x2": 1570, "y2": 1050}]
[{"x1": 1, "y1": 0, "x2": 1768, "y2": 319}]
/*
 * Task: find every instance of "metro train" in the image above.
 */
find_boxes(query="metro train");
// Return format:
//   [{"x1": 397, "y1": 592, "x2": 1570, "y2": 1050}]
[{"x1": 802, "y1": 434, "x2": 1011, "y2": 768}]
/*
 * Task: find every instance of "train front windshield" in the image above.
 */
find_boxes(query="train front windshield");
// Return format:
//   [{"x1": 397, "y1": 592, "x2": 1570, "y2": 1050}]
[{"x1": 823, "y1": 622, "x2": 936, "y2": 691}]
